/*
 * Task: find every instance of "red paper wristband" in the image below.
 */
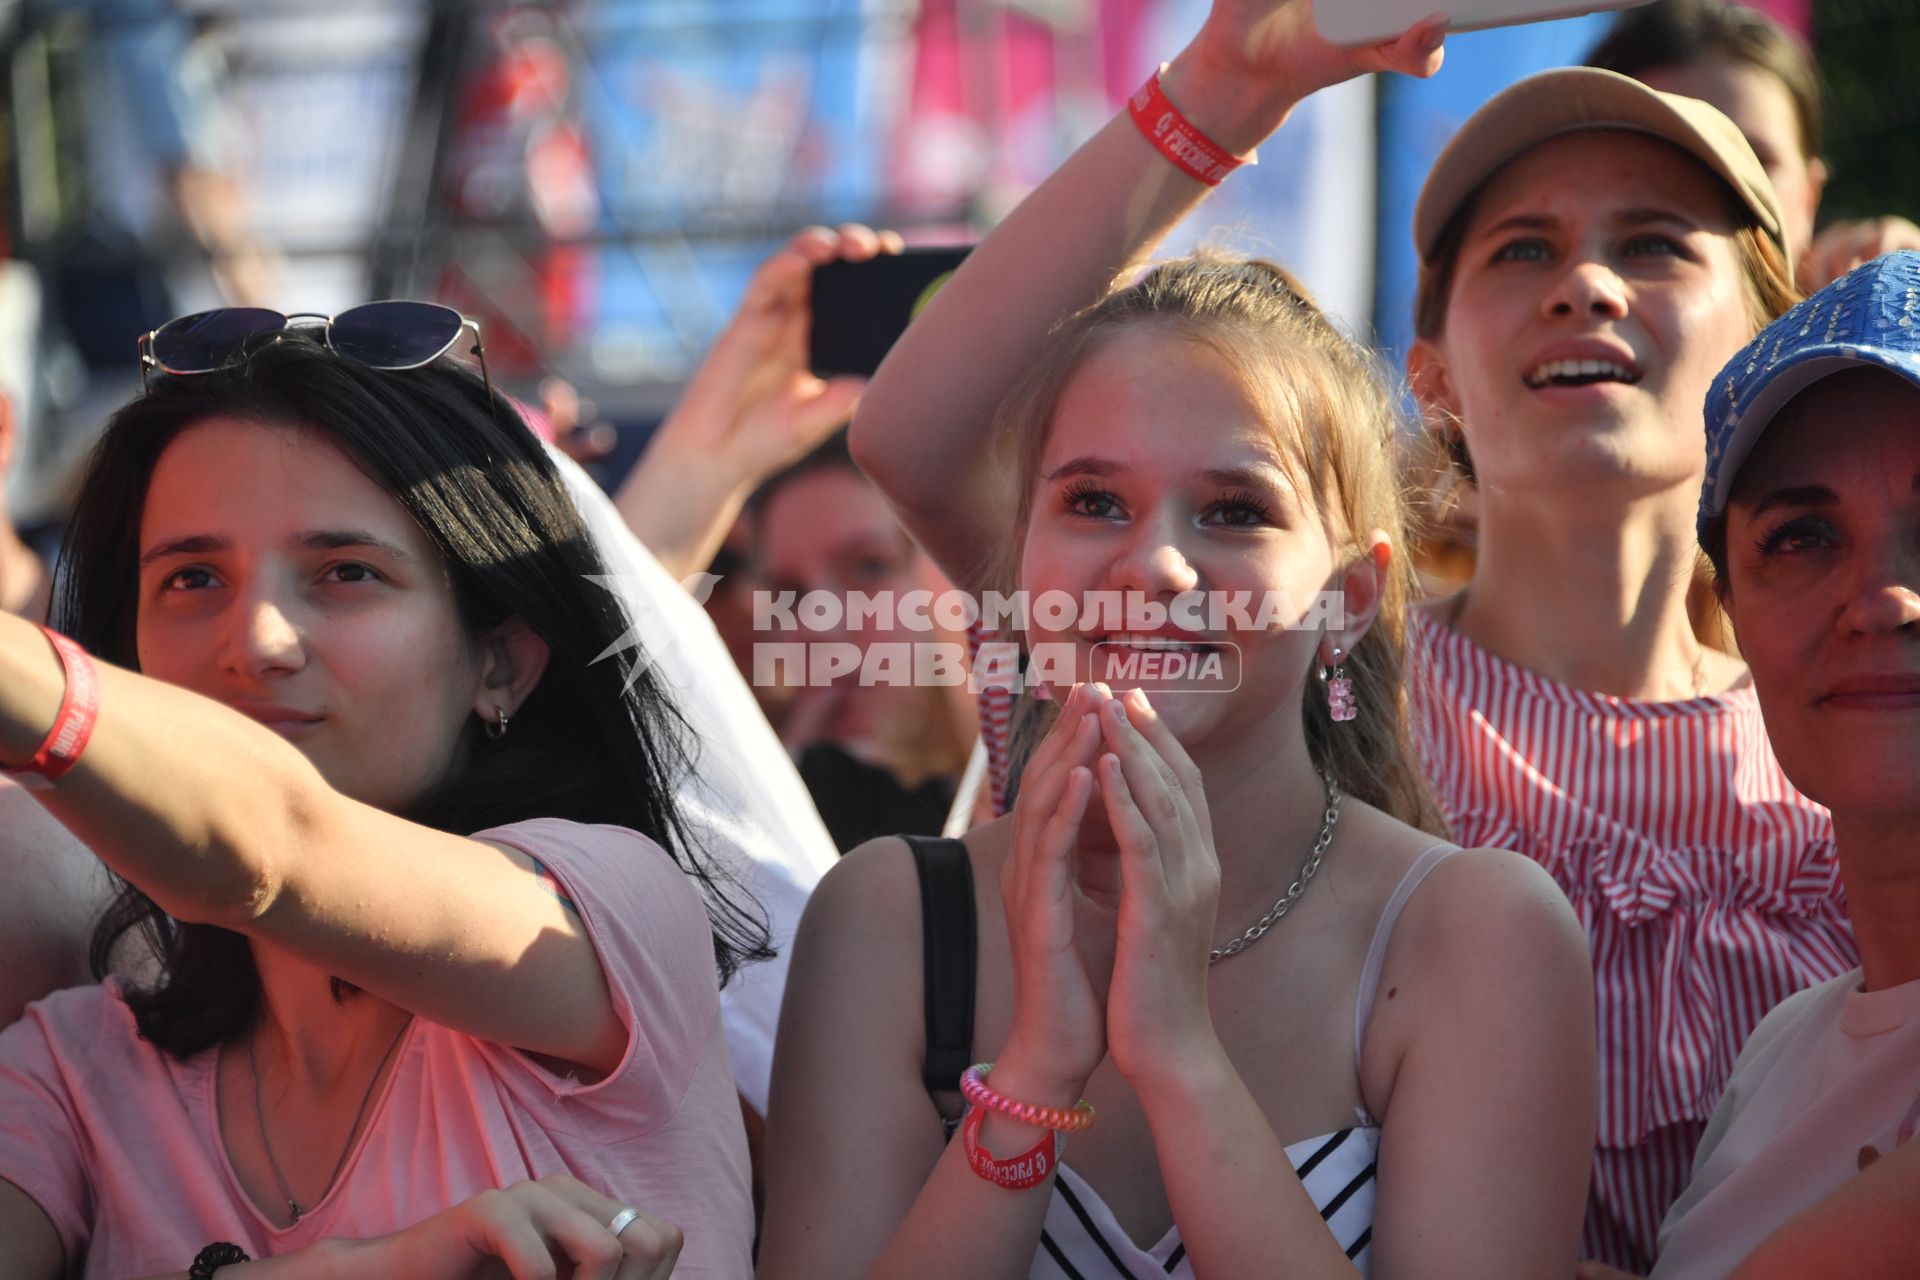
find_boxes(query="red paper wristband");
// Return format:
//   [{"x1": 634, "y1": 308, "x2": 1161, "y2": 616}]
[
  {"x1": 2, "y1": 627, "x2": 100, "y2": 785},
  {"x1": 961, "y1": 1104, "x2": 1064, "y2": 1191},
  {"x1": 1128, "y1": 66, "x2": 1249, "y2": 187}
]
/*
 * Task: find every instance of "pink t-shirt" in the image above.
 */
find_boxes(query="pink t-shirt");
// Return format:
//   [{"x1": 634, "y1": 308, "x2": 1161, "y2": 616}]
[
  {"x1": 0, "y1": 818, "x2": 753, "y2": 1279},
  {"x1": 1651, "y1": 968, "x2": 1920, "y2": 1278}
]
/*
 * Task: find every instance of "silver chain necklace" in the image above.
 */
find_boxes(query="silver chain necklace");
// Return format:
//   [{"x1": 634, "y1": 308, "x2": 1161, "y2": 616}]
[
  {"x1": 1209, "y1": 772, "x2": 1341, "y2": 964},
  {"x1": 247, "y1": 1017, "x2": 409, "y2": 1222}
]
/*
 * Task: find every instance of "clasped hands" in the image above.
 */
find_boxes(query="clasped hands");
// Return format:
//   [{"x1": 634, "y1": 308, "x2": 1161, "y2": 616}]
[{"x1": 998, "y1": 682, "x2": 1225, "y2": 1100}]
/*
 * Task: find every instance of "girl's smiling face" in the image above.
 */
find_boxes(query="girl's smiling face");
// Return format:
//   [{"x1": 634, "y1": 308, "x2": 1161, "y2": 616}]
[
  {"x1": 135, "y1": 417, "x2": 496, "y2": 812},
  {"x1": 1018, "y1": 330, "x2": 1368, "y2": 751},
  {"x1": 1414, "y1": 130, "x2": 1759, "y2": 498}
]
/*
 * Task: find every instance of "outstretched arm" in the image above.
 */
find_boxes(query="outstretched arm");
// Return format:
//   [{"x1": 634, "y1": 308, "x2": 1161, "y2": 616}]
[
  {"x1": 0, "y1": 610, "x2": 626, "y2": 1077},
  {"x1": 850, "y1": 0, "x2": 1446, "y2": 594}
]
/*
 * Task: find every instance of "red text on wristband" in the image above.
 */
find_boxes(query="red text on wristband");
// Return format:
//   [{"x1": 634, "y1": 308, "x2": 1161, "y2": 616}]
[{"x1": 961, "y1": 1105, "x2": 1065, "y2": 1191}]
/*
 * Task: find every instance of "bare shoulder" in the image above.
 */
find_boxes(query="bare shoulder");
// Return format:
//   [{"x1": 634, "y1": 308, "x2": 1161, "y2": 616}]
[
  {"x1": 800, "y1": 824, "x2": 1007, "y2": 960},
  {"x1": 785, "y1": 822, "x2": 1012, "y2": 1065},
  {"x1": 1395, "y1": 846, "x2": 1588, "y2": 976},
  {"x1": 1420, "y1": 845, "x2": 1577, "y2": 917},
  {"x1": 1359, "y1": 843, "x2": 1591, "y2": 1103},
  {"x1": 1359, "y1": 843, "x2": 1596, "y2": 1166},
  {"x1": 800, "y1": 834, "x2": 926, "y2": 947},
  {"x1": 763, "y1": 828, "x2": 1006, "y2": 1277},
  {"x1": 786, "y1": 835, "x2": 939, "y2": 1042}
]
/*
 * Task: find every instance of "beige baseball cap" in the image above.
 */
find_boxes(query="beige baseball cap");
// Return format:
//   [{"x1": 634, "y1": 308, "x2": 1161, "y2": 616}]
[{"x1": 1413, "y1": 67, "x2": 1788, "y2": 270}]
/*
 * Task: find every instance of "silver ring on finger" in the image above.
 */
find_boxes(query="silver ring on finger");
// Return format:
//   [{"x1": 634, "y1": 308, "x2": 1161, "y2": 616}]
[{"x1": 607, "y1": 1206, "x2": 641, "y2": 1238}]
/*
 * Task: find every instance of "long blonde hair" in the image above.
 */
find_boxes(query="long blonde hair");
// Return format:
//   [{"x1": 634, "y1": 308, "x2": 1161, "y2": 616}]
[{"x1": 990, "y1": 254, "x2": 1445, "y2": 834}]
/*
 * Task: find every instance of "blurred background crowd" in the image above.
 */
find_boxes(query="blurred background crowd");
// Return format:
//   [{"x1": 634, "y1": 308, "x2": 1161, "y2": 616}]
[{"x1": 3, "y1": 0, "x2": 1912, "y2": 534}]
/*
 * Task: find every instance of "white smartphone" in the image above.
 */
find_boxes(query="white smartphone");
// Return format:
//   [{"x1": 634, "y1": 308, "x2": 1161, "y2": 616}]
[{"x1": 1315, "y1": 0, "x2": 1653, "y2": 47}]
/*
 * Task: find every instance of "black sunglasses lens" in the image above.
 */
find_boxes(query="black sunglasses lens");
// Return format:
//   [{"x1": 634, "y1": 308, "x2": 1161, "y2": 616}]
[
  {"x1": 150, "y1": 308, "x2": 286, "y2": 373},
  {"x1": 331, "y1": 301, "x2": 464, "y2": 368}
]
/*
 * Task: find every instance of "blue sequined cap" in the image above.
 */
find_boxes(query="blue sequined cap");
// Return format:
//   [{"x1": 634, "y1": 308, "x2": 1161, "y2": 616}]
[{"x1": 1700, "y1": 250, "x2": 1920, "y2": 536}]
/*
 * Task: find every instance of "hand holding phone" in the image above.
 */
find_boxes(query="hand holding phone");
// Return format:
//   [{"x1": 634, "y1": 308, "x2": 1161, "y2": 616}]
[
  {"x1": 1174, "y1": 0, "x2": 1446, "y2": 131},
  {"x1": 808, "y1": 247, "x2": 972, "y2": 379},
  {"x1": 615, "y1": 225, "x2": 905, "y2": 578},
  {"x1": 1316, "y1": 0, "x2": 1652, "y2": 47}
]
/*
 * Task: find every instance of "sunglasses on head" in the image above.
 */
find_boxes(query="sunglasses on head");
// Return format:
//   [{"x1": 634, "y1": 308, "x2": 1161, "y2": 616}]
[{"x1": 137, "y1": 301, "x2": 493, "y2": 404}]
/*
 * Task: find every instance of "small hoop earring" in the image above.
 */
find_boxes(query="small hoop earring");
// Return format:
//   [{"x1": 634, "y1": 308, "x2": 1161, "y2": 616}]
[
  {"x1": 485, "y1": 706, "x2": 510, "y2": 740},
  {"x1": 1319, "y1": 645, "x2": 1356, "y2": 723}
]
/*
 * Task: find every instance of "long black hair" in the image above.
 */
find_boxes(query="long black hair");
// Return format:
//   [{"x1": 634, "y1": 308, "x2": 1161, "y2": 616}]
[{"x1": 57, "y1": 334, "x2": 771, "y2": 1057}]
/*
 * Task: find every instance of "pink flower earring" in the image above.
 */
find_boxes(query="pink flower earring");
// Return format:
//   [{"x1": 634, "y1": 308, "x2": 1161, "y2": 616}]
[{"x1": 1321, "y1": 646, "x2": 1356, "y2": 723}]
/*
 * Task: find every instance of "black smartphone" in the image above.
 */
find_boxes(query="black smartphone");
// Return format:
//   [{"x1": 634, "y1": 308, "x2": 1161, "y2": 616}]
[{"x1": 808, "y1": 246, "x2": 972, "y2": 378}]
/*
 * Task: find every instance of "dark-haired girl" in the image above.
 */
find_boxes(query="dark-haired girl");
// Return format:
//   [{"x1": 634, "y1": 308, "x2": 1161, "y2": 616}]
[{"x1": 0, "y1": 324, "x2": 766, "y2": 1278}]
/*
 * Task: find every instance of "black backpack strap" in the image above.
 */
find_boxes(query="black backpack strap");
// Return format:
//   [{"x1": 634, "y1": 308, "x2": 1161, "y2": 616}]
[{"x1": 901, "y1": 834, "x2": 977, "y2": 1103}]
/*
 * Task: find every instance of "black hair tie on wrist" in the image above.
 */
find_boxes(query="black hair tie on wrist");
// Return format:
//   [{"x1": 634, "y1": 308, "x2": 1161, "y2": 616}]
[{"x1": 189, "y1": 1242, "x2": 251, "y2": 1277}]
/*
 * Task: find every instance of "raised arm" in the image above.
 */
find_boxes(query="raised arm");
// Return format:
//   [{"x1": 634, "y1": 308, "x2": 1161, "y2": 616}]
[
  {"x1": 615, "y1": 225, "x2": 897, "y2": 583},
  {"x1": 0, "y1": 610, "x2": 630, "y2": 1077},
  {"x1": 850, "y1": 0, "x2": 1446, "y2": 593}
]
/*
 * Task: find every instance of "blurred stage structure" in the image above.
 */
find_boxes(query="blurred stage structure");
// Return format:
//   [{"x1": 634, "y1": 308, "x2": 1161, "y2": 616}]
[
  {"x1": 0, "y1": 0, "x2": 1381, "y2": 451},
  {"x1": 0, "y1": 0, "x2": 1889, "y2": 522}
]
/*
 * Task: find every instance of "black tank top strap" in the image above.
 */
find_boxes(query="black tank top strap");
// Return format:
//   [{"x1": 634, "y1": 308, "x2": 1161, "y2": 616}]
[{"x1": 901, "y1": 833, "x2": 977, "y2": 1136}]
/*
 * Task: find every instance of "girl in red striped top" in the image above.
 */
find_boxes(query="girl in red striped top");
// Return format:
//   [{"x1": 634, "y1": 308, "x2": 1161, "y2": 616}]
[
  {"x1": 853, "y1": 14, "x2": 1855, "y2": 1276},
  {"x1": 1402, "y1": 71, "x2": 1854, "y2": 1272}
]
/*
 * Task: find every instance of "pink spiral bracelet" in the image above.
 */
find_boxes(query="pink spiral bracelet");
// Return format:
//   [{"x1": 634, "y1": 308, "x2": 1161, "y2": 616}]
[{"x1": 961, "y1": 1063, "x2": 1096, "y2": 1132}]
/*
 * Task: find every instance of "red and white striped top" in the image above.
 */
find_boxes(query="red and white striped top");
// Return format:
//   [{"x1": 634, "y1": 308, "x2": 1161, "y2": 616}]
[{"x1": 1407, "y1": 609, "x2": 1857, "y2": 1269}]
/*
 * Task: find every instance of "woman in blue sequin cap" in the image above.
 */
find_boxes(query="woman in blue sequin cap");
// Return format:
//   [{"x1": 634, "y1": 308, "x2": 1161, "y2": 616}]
[{"x1": 1652, "y1": 249, "x2": 1920, "y2": 1278}]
